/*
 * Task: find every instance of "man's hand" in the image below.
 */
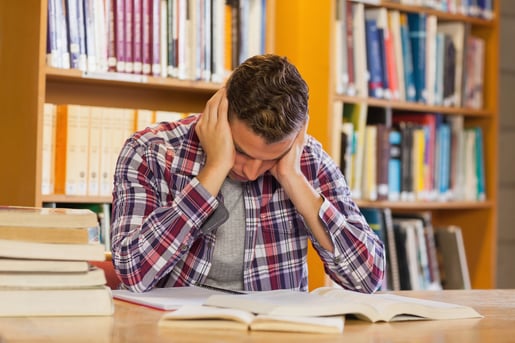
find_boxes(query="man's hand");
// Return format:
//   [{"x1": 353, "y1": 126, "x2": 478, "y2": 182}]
[
  {"x1": 195, "y1": 88, "x2": 235, "y2": 196},
  {"x1": 269, "y1": 118, "x2": 308, "y2": 184}
]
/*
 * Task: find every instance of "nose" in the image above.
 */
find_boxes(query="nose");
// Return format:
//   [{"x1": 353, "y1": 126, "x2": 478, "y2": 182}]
[{"x1": 243, "y1": 159, "x2": 263, "y2": 181}]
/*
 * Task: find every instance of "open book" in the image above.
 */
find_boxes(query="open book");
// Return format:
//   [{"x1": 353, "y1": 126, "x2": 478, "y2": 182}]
[
  {"x1": 204, "y1": 287, "x2": 482, "y2": 322},
  {"x1": 159, "y1": 305, "x2": 345, "y2": 334}
]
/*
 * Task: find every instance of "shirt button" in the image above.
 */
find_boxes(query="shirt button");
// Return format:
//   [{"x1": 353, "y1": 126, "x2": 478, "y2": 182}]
[
  {"x1": 334, "y1": 256, "x2": 343, "y2": 264},
  {"x1": 180, "y1": 244, "x2": 188, "y2": 252}
]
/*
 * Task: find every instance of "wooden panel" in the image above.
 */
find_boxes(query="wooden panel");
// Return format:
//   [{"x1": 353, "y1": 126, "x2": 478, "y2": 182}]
[{"x1": 0, "y1": 0, "x2": 47, "y2": 206}]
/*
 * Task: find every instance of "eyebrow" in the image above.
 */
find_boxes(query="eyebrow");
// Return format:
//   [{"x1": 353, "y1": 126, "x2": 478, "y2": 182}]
[{"x1": 234, "y1": 142, "x2": 293, "y2": 162}]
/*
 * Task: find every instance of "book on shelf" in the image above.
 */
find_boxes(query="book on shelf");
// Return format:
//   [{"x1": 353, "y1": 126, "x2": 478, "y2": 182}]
[
  {"x1": 159, "y1": 305, "x2": 345, "y2": 334},
  {"x1": 437, "y1": 21, "x2": 466, "y2": 107},
  {"x1": 0, "y1": 286, "x2": 114, "y2": 317},
  {"x1": 434, "y1": 225, "x2": 471, "y2": 290},
  {"x1": 361, "y1": 207, "x2": 400, "y2": 291}
]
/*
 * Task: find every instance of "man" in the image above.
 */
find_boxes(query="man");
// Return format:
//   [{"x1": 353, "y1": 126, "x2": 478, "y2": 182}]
[{"x1": 111, "y1": 54, "x2": 385, "y2": 293}]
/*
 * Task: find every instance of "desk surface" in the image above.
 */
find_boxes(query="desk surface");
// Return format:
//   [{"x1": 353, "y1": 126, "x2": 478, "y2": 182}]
[{"x1": 0, "y1": 289, "x2": 514, "y2": 343}]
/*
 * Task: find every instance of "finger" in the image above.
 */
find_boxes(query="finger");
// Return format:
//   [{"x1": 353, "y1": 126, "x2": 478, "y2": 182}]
[{"x1": 216, "y1": 88, "x2": 229, "y2": 124}]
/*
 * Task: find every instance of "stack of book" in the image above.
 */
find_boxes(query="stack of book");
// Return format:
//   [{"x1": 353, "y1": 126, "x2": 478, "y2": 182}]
[{"x1": 0, "y1": 206, "x2": 114, "y2": 317}]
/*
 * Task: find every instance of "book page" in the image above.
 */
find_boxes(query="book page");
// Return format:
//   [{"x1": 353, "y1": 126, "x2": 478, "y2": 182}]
[
  {"x1": 312, "y1": 287, "x2": 482, "y2": 321},
  {"x1": 159, "y1": 305, "x2": 345, "y2": 334},
  {"x1": 112, "y1": 286, "x2": 230, "y2": 310},
  {"x1": 159, "y1": 305, "x2": 254, "y2": 331}
]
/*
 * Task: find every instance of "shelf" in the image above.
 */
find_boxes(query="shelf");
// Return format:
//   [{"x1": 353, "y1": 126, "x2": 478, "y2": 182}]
[
  {"x1": 374, "y1": 1, "x2": 495, "y2": 26},
  {"x1": 333, "y1": 94, "x2": 493, "y2": 117},
  {"x1": 45, "y1": 67, "x2": 219, "y2": 113}
]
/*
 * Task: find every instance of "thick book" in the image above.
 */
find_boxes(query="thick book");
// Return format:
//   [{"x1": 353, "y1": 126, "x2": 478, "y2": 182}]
[
  {"x1": 204, "y1": 287, "x2": 482, "y2": 322},
  {"x1": 0, "y1": 286, "x2": 114, "y2": 317},
  {"x1": 0, "y1": 258, "x2": 89, "y2": 273},
  {"x1": 159, "y1": 305, "x2": 345, "y2": 334},
  {"x1": 0, "y1": 206, "x2": 98, "y2": 244},
  {"x1": 0, "y1": 239, "x2": 105, "y2": 261},
  {"x1": 0, "y1": 266, "x2": 106, "y2": 288}
]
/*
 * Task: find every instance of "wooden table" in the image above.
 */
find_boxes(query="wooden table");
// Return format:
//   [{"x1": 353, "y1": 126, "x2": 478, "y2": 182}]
[{"x1": 0, "y1": 289, "x2": 514, "y2": 342}]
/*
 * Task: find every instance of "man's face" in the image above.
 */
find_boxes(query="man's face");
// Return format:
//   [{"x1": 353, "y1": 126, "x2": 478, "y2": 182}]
[{"x1": 228, "y1": 117, "x2": 296, "y2": 182}]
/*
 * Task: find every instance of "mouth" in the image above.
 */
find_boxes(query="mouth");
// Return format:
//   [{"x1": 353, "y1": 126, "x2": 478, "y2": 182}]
[{"x1": 229, "y1": 171, "x2": 247, "y2": 182}]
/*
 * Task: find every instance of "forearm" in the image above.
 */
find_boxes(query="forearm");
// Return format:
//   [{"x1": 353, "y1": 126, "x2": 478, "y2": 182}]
[
  {"x1": 111, "y1": 178, "x2": 218, "y2": 292},
  {"x1": 315, "y1": 197, "x2": 385, "y2": 293},
  {"x1": 279, "y1": 174, "x2": 334, "y2": 252}
]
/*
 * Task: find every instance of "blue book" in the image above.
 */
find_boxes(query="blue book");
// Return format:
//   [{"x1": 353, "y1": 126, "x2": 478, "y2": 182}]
[
  {"x1": 407, "y1": 13, "x2": 427, "y2": 103},
  {"x1": 388, "y1": 129, "x2": 402, "y2": 202},
  {"x1": 377, "y1": 27, "x2": 390, "y2": 100},
  {"x1": 365, "y1": 18, "x2": 384, "y2": 99},
  {"x1": 474, "y1": 127, "x2": 486, "y2": 201},
  {"x1": 437, "y1": 121, "x2": 451, "y2": 200},
  {"x1": 399, "y1": 13, "x2": 416, "y2": 102}
]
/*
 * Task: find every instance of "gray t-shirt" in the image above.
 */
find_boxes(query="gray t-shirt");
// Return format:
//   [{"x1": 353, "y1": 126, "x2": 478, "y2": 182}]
[{"x1": 204, "y1": 178, "x2": 245, "y2": 290}]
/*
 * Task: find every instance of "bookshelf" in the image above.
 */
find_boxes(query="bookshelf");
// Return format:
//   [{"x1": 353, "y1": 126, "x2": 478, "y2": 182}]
[
  {"x1": 275, "y1": 0, "x2": 499, "y2": 290},
  {"x1": 0, "y1": 0, "x2": 275, "y2": 207}
]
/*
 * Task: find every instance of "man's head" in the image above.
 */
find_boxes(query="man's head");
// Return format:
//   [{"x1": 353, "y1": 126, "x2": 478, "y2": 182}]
[
  {"x1": 226, "y1": 54, "x2": 309, "y2": 144},
  {"x1": 224, "y1": 54, "x2": 309, "y2": 182}
]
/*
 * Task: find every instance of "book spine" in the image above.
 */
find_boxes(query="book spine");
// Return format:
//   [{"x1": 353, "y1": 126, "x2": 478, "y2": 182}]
[
  {"x1": 114, "y1": 0, "x2": 125, "y2": 72},
  {"x1": 125, "y1": 0, "x2": 134, "y2": 73},
  {"x1": 365, "y1": 18, "x2": 384, "y2": 99},
  {"x1": 106, "y1": 0, "x2": 117, "y2": 71},
  {"x1": 388, "y1": 128, "x2": 402, "y2": 202},
  {"x1": 84, "y1": 0, "x2": 97, "y2": 72},
  {"x1": 399, "y1": 13, "x2": 416, "y2": 102},
  {"x1": 133, "y1": 0, "x2": 143, "y2": 74},
  {"x1": 47, "y1": 0, "x2": 61, "y2": 67},
  {"x1": 150, "y1": 0, "x2": 161, "y2": 76},
  {"x1": 63, "y1": 0, "x2": 78, "y2": 69},
  {"x1": 407, "y1": 13, "x2": 427, "y2": 103}
]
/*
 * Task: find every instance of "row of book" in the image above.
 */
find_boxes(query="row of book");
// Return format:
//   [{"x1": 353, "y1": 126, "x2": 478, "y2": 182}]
[
  {"x1": 335, "y1": 1, "x2": 486, "y2": 109},
  {"x1": 337, "y1": 103, "x2": 486, "y2": 202},
  {"x1": 42, "y1": 103, "x2": 190, "y2": 198},
  {"x1": 362, "y1": 208, "x2": 471, "y2": 291},
  {"x1": 0, "y1": 206, "x2": 114, "y2": 317},
  {"x1": 48, "y1": 0, "x2": 267, "y2": 81}
]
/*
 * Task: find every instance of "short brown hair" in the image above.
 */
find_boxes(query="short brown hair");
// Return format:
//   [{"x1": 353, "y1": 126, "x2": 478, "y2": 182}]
[{"x1": 226, "y1": 54, "x2": 309, "y2": 144}]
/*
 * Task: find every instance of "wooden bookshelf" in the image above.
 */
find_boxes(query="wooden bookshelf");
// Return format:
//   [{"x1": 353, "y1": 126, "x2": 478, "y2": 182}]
[
  {"x1": 0, "y1": 0, "x2": 275, "y2": 207},
  {"x1": 274, "y1": 0, "x2": 499, "y2": 290}
]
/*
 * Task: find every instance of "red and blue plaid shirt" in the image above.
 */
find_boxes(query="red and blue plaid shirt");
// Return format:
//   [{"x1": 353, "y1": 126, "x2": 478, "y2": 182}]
[{"x1": 111, "y1": 114, "x2": 385, "y2": 293}]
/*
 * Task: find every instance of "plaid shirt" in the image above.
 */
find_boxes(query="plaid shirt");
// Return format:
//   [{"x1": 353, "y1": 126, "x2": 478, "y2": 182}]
[{"x1": 111, "y1": 114, "x2": 385, "y2": 293}]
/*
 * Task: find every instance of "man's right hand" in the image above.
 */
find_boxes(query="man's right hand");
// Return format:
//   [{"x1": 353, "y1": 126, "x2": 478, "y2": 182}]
[{"x1": 195, "y1": 87, "x2": 235, "y2": 196}]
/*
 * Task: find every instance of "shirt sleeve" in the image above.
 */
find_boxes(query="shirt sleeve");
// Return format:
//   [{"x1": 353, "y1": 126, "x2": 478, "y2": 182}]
[
  {"x1": 303, "y1": 142, "x2": 386, "y2": 293},
  {"x1": 110, "y1": 137, "x2": 219, "y2": 292}
]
